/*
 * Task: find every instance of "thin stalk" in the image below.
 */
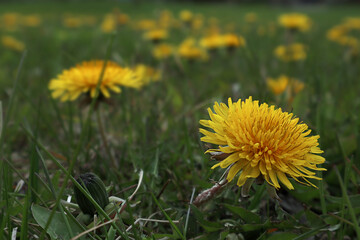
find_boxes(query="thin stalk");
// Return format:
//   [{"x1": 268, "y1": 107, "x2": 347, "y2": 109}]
[
  {"x1": 96, "y1": 107, "x2": 117, "y2": 169},
  {"x1": 334, "y1": 166, "x2": 360, "y2": 240}
]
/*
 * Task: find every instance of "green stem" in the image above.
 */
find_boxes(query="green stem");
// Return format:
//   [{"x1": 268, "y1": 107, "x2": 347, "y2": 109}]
[{"x1": 96, "y1": 107, "x2": 117, "y2": 169}]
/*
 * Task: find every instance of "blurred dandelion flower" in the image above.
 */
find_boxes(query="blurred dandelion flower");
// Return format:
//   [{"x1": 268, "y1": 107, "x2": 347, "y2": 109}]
[
  {"x1": 133, "y1": 64, "x2": 161, "y2": 85},
  {"x1": 278, "y1": 13, "x2": 311, "y2": 32},
  {"x1": 21, "y1": 14, "x2": 42, "y2": 27},
  {"x1": 152, "y1": 43, "x2": 173, "y2": 59},
  {"x1": 143, "y1": 29, "x2": 168, "y2": 43},
  {"x1": 199, "y1": 97, "x2": 326, "y2": 190},
  {"x1": 49, "y1": 60, "x2": 142, "y2": 102},
  {"x1": 63, "y1": 15, "x2": 83, "y2": 28},
  {"x1": 267, "y1": 75, "x2": 305, "y2": 95},
  {"x1": 245, "y1": 12, "x2": 258, "y2": 23},
  {"x1": 191, "y1": 14, "x2": 204, "y2": 30},
  {"x1": 200, "y1": 34, "x2": 223, "y2": 50},
  {"x1": 178, "y1": 38, "x2": 208, "y2": 60},
  {"x1": 267, "y1": 75, "x2": 289, "y2": 95},
  {"x1": 1, "y1": 36, "x2": 25, "y2": 52},
  {"x1": 179, "y1": 10, "x2": 193, "y2": 23},
  {"x1": 101, "y1": 14, "x2": 116, "y2": 33},
  {"x1": 274, "y1": 43, "x2": 306, "y2": 62},
  {"x1": 135, "y1": 19, "x2": 156, "y2": 31},
  {"x1": 222, "y1": 34, "x2": 246, "y2": 51},
  {"x1": 2, "y1": 13, "x2": 20, "y2": 30}
]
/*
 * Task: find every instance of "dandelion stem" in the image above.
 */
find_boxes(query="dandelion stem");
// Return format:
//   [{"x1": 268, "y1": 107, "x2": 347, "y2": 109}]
[{"x1": 96, "y1": 107, "x2": 117, "y2": 169}]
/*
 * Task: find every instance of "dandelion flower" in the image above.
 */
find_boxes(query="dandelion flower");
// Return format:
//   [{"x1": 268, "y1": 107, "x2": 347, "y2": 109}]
[
  {"x1": 1, "y1": 36, "x2": 25, "y2": 52},
  {"x1": 143, "y1": 29, "x2": 168, "y2": 43},
  {"x1": 199, "y1": 97, "x2": 326, "y2": 190},
  {"x1": 274, "y1": 43, "x2": 306, "y2": 62},
  {"x1": 152, "y1": 43, "x2": 173, "y2": 59},
  {"x1": 267, "y1": 75, "x2": 305, "y2": 96},
  {"x1": 199, "y1": 34, "x2": 223, "y2": 50},
  {"x1": 133, "y1": 64, "x2": 161, "y2": 85},
  {"x1": 101, "y1": 14, "x2": 116, "y2": 33},
  {"x1": 21, "y1": 14, "x2": 42, "y2": 27},
  {"x1": 135, "y1": 19, "x2": 156, "y2": 31},
  {"x1": 222, "y1": 34, "x2": 246, "y2": 50},
  {"x1": 178, "y1": 38, "x2": 208, "y2": 60},
  {"x1": 49, "y1": 60, "x2": 142, "y2": 102},
  {"x1": 179, "y1": 10, "x2": 193, "y2": 23},
  {"x1": 245, "y1": 12, "x2": 258, "y2": 23},
  {"x1": 278, "y1": 13, "x2": 311, "y2": 32},
  {"x1": 267, "y1": 75, "x2": 289, "y2": 95}
]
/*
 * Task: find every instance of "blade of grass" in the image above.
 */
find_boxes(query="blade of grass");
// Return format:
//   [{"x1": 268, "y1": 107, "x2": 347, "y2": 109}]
[
  {"x1": 150, "y1": 192, "x2": 185, "y2": 240},
  {"x1": 0, "y1": 50, "x2": 27, "y2": 148},
  {"x1": 183, "y1": 187, "x2": 196, "y2": 239},
  {"x1": 334, "y1": 166, "x2": 360, "y2": 240},
  {"x1": 293, "y1": 224, "x2": 329, "y2": 240}
]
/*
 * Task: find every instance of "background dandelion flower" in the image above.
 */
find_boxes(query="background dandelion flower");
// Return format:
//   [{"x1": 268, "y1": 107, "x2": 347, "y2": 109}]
[
  {"x1": 199, "y1": 97, "x2": 326, "y2": 190},
  {"x1": 49, "y1": 60, "x2": 142, "y2": 102}
]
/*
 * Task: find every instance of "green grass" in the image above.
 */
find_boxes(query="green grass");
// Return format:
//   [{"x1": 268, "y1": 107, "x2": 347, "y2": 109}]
[{"x1": 1, "y1": 1, "x2": 360, "y2": 239}]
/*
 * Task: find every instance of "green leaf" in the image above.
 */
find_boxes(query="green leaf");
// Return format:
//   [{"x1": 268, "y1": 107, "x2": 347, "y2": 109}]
[
  {"x1": 305, "y1": 210, "x2": 324, "y2": 227},
  {"x1": 190, "y1": 205, "x2": 223, "y2": 232},
  {"x1": 31, "y1": 204, "x2": 85, "y2": 240},
  {"x1": 224, "y1": 203, "x2": 261, "y2": 224},
  {"x1": 267, "y1": 232, "x2": 299, "y2": 240}
]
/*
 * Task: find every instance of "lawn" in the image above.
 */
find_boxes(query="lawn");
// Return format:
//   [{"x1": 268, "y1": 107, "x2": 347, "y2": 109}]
[{"x1": 0, "y1": 1, "x2": 360, "y2": 239}]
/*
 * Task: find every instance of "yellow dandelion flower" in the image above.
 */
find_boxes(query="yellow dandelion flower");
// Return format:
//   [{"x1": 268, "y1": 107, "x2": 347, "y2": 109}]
[
  {"x1": 292, "y1": 79, "x2": 305, "y2": 94},
  {"x1": 63, "y1": 15, "x2": 83, "y2": 28},
  {"x1": 267, "y1": 75, "x2": 305, "y2": 96},
  {"x1": 152, "y1": 43, "x2": 173, "y2": 59},
  {"x1": 191, "y1": 14, "x2": 204, "y2": 31},
  {"x1": 274, "y1": 43, "x2": 306, "y2": 62},
  {"x1": 2, "y1": 13, "x2": 20, "y2": 30},
  {"x1": 199, "y1": 34, "x2": 223, "y2": 50},
  {"x1": 199, "y1": 97, "x2": 326, "y2": 190},
  {"x1": 178, "y1": 38, "x2": 208, "y2": 60},
  {"x1": 245, "y1": 12, "x2": 258, "y2": 23},
  {"x1": 327, "y1": 25, "x2": 347, "y2": 42},
  {"x1": 101, "y1": 14, "x2": 116, "y2": 33},
  {"x1": 221, "y1": 34, "x2": 246, "y2": 50},
  {"x1": 1, "y1": 36, "x2": 25, "y2": 52},
  {"x1": 21, "y1": 14, "x2": 42, "y2": 27},
  {"x1": 179, "y1": 10, "x2": 193, "y2": 23},
  {"x1": 143, "y1": 29, "x2": 168, "y2": 43},
  {"x1": 267, "y1": 75, "x2": 289, "y2": 95},
  {"x1": 48, "y1": 60, "x2": 142, "y2": 102},
  {"x1": 133, "y1": 64, "x2": 161, "y2": 85},
  {"x1": 278, "y1": 13, "x2": 311, "y2": 32},
  {"x1": 135, "y1": 19, "x2": 156, "y2": 31},
  {"x1": 343, "y1": 17, "x2": 360, "y2": 30}
]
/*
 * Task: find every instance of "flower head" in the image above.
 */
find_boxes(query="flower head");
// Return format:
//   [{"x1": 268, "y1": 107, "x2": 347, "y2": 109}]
[
  {"x1": 278, "y1": 13, "x2": 311, "y2": 32},
  {"x1": 143, "y1": 29, "x2": 168, "y2": 42},
  {"x1": 267, "y1": 75, "x2": 305, "y2": 96},
  {"x1": 199, "y1": 97, "x2": 326, "y2": 190},
  {"x1": 101, "y1": 14, "x2": 116, "y2": 33},
  {"x1": 199, "y1": 34, "x2": 223, "y2": 50},
  {"x1": 133, "y1": 64, "x2": 161, "y2": 85},
  {"x1": 152, "y1": 43, "x2": 174, "y2": 59},
  {"x1": 49, "y1": 60, "x2": 142, "y2": 102},
  {"x1": 274, "y1": 43, "x2": 306, "y2": 62},
  {"x1": 178, "y1": 38, "x2": 208, "y2": 60},
  {"x1": 179, "y1": 10, "x2": 193, "y2": 23},
  {"x1": 245, "y1": 12, "x2": 258, "y2": 23},
  {"x1": 222, "y1": 34, "x2": 246, "y2": 49},
  {"x1": 1, "y1": 36, "x2": 25, "y2": 52}
]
